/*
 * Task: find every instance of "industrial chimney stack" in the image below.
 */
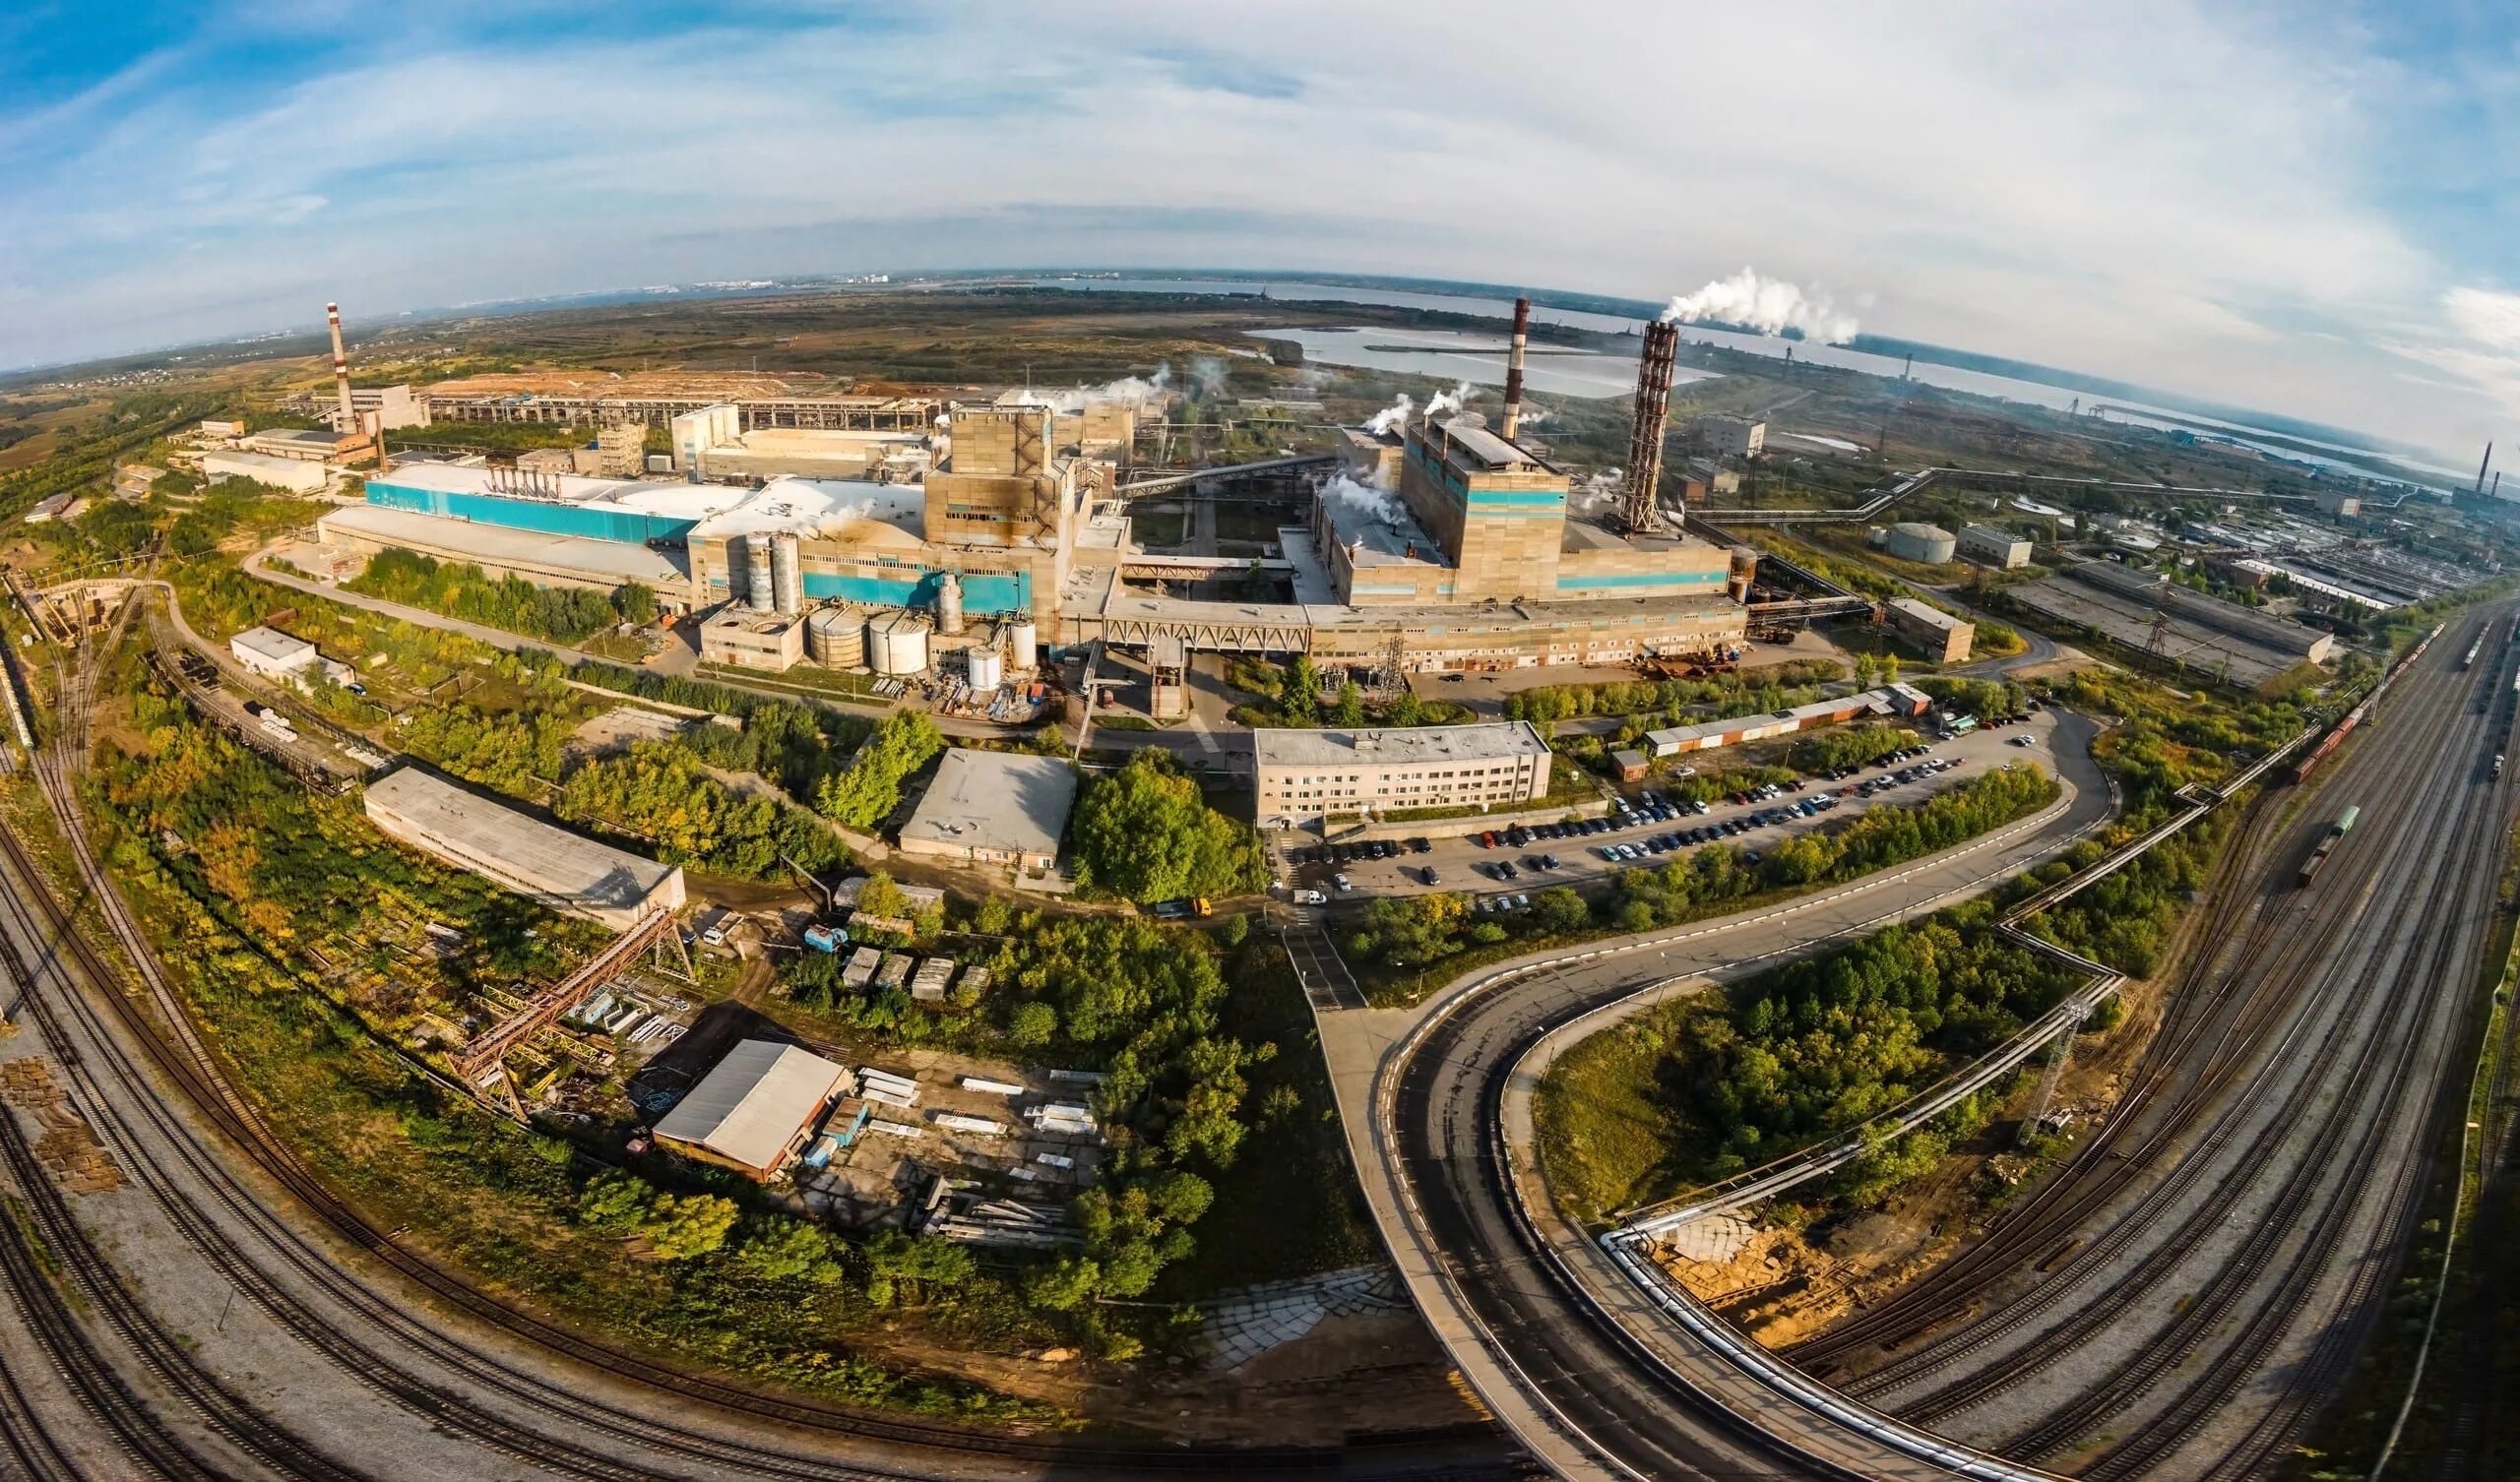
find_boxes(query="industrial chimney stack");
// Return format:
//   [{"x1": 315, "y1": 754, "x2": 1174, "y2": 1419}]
[
  {"x1": 327, "y1": 302, "x2": 355, "y2": 436},
  {"x1": 1499, "y1": 296, "x2": 1531, "y2": 441},
  {"x1": 1620, "y1": 320, "x2": 1681, "y2": 534}
]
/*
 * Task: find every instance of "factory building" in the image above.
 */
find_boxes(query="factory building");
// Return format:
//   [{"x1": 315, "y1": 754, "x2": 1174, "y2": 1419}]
[
  {"x1": 670, "y1": 401, "x2": 929, "y2": 484},
  {"x1": 699, "y1": 607, "x2": 808, "y2": 670},
  {"x1": 229, "y1": 626, "x2": 319, "y2": 680},
  {"x1": 1253, "y1": 722, "x2": 1552, "y2": 829},
  {"x1": 205, "y1": 450, "x2": 330, "y2": 494},
  {"x1": 1693, "y1": 415, "x2": 1766, "y2": 459},
  {"x1": 245, "y1": 426, "x2": 369, "y2": 463},
  {"x1": 896, "y1": 750, "x2": 1079, "y2": 873},
  {"x1": 1885, "y1": 597, "x2": 1976, "y2": 663},
  {"x1": 329, "y1": 385, "x2": 429, "y2": 432},
  {"x1": 1957, "y1": 524, "x2": 2032, "y2": 569},
  {"x1": 363, "y1": 767, "x2": 686, "y2": 930},
  {"x1": 1881, "y1": 523, "x2": 1958, "y2": 565},
  {"x1": 1644, "y1": 683, "x2": 1933, "y2": 758},
  {"x1": 653, "y1": 1040, "x2": 851, "y2": 1181}
]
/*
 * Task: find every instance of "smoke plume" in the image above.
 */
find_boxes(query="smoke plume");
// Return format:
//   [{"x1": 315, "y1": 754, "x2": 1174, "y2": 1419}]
[
  {"x1": 1010, "y1": 364, "x2": 1176, "y2": 414},
  {"x1": 1662, "y1": 268, "x2": 1859, "y2": 344},
  {"x1": 1422, "y1": 380, "x2": 1476, "y2": 419},
  {"x1": 1318, "y1": 472, "x2": 1406, "y2": 528},
  {"x1": 1365, "y1": 394, "x2": 1414, "y2": 435}
]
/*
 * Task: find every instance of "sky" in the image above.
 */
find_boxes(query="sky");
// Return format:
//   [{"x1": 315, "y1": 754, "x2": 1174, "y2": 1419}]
[{"x1": 3, "y1": 1, "x2": 2518, "y2": 459}]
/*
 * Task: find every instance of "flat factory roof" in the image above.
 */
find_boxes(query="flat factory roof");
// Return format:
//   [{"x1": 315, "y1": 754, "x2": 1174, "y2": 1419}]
[
  {"x1": 900, "y1": 750, "x2": 1079, "y2": 859},
  {"x1": 321, "y1": 505, "x2": 688, "y2": 586},
  {"x1": 230, "y1": 625, "x2": 315, "y2": 666},
  {"x1": 687, "y1": 476, "x2": 924, "y2": 544},
  {"x1": 1887, "y1": 597, "x2": 1969, "y2": 632},
  {"x1": 1320, "y1": 486, "x2": 1446, "y2": 570},
  {"x1": 207, "y1": 450, "x2": 328, "y2": 477},
  {"x1": 363, "y1": 766, "x2": 682, "y2": 926},
  {"x1": 1253, "y1": 720, "x2": 1550, "y2": 771},
  {"x1": 654, "y1": 1039, "x2": 850, "y2": 1174},
  {"x1": 368, "y1": 460, "x2": 745, "y2": 520}
]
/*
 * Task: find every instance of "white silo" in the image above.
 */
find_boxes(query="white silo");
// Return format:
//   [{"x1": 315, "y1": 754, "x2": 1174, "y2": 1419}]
[
  {"x1": 936, "y1": 571, "x2": 965, "y2": 636},
  {"x1": 744, "y1": 534, "x2": 774, "y2": 613},
  {"x1": 868, "y1": 610, "x2": 931, "y2": 675},
  {"x1": 771, "y1": 531, "x2": 803, "y2": 615},
  {"x1": 1007, "y1": 617, "x2": 1039, "y2": 671},
  {"x1": 967, "y1": 644, "x2": 1004, "y2": 692},
  {"x1": 806, "y1": 607, "x2": 866, "y2": 668}
]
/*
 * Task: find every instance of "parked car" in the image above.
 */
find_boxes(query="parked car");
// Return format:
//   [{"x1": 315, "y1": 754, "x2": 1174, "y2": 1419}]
[
  {"x1": 1293, "y1": 889, "x2": 1328, "y2": 904},
  {"x1": 1408, "y1": 836, "x2": 1433, "y2": 852},
  {"x1": 1334, "y1": 873, "x2": 1354, "y2": 893},
  {"x1": 1422, "y1": 866, "x2": 1442, "y2": 886}
]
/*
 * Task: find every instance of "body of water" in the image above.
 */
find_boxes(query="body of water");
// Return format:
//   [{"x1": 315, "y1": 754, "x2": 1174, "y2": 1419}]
[{"x1": 1030, "y1": 275, "x2": 2453, "y2": 488}]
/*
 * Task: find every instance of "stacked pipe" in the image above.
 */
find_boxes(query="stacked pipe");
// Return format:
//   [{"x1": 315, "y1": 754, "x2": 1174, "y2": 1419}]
[
  {"x1": 1621, "y1": 320, "x2": 1681, "y2": 533},
  {"x1": 327, "y1": 302, "x2": 355, "y2": 435},
  {"x1": 1499, "y1": 295, "x2": 1531, "y2": 441}
]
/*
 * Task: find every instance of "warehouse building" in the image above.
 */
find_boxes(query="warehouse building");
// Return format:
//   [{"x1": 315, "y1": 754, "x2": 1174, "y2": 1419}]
[
  {"x1": 245, "y1": 426, "x2": 369, "y2": 463},
  {"x1": 1886, "y1": 597, "x2": 1976, "y2": 663},
  {"x1": 319, "y1": 504, "x2": 692, "y2": 609},
  {"x1": 363, "y1": 767, "x2": 685, "y2": 929},
  {"x1": 896, "y1": 750, "x2": 1079, "y2": 873},
  {"x1": 1957, "y1": 524, "x2": 2032, "y2": 569},
  {"x1": 1644, "y1": 683, "x2": 1932, "y2": 758},
  {"x1": 229, "y1": 625, "x2": 318, "y2": 679},
  {"x1": 2006, "y1": 562, "x2": 2332, "y2": 685},
  {"x1": 653, "y1": 1039, "x2": 852, "y2": 1181},
  {"x1": 1254, "y1": 721, "x2": 1552, "y2": 828},
  {"x1": 1881, "y1": 522, "x2": 1958, "y2": 565},
  {"x1": 1693, "y1": 414, "x2": 1766, "y2": 459},
  {"x1": 205, "y1": 450, "x2": 330, "y2": 494}
]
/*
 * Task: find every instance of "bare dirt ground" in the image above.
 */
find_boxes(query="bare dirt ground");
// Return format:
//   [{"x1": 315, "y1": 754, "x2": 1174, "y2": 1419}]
[
  {"x1": 1654, "y1": 957, "x2": 2175, "y2": 1346},
  {"x1": 1, "y1": 1056, "x2": 124, "y2": 1195}
]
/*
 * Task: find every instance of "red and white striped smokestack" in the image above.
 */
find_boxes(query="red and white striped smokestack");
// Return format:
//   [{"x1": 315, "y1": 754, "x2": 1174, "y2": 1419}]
[
  {"x1": 327, "y1": 302, "x2": 355, "y2": 434},
  {"x1": 1499, "y1": 295, "x2": 1531, "y2": 442}
]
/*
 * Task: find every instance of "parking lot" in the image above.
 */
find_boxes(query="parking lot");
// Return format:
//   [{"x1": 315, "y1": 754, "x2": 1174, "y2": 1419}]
[{"x1": 1280, "y1": 710, "x2": 2059, "y2": 907}]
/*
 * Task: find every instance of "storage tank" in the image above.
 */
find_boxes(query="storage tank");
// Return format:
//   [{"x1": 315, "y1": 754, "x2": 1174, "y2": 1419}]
[
  {"x1": 771, "y1": 532, "x2": 803, "y2": 615},
  {"x1": 936, "y1": 572, "x2": 966, "y2": 636},
  {"x1": 744, "y1": 534, "x2": 775, "y2": 613},
  {"x1": 806, "y1": 606, "x2": 866, "y2": 668},
  {"x1": 868, "y1": 610, "x2": 931, "y2": 676},
  {"x1": 1007, "y1": 617, "x2": 1039, "y2": 671},
  {"x1": 967, "y1": 644, "x2": 1004, "y2": 692},
  {"x1": 1728, "y1": 546, "x2": 1760, "y2": 603}
]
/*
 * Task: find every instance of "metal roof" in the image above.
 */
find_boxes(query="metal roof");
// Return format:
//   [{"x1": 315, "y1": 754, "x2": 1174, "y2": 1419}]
[
  {"x1": 230, "y1": 625, "x2": 315, "y2": 665},
  {"x1": 900, "y1": 750, "x2": 1078, "y2": 859},
  {"x1": 1252, "y1": 721, "x2": 1549, "y2": 770},
  {"x1": 654, "y1": 1040, "x2": 849, "y2": 1173}
]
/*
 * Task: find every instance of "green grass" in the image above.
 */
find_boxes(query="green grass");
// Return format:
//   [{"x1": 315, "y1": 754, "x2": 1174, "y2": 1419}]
[{"x1": 1535, "y1": 1001, "x2": 1721, "y2": 1221}]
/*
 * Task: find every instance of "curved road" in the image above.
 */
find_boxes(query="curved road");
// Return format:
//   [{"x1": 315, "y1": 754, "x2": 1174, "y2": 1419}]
[{"x1": 1321, "y1": 711, "x2": 2115, "y2": 1479}]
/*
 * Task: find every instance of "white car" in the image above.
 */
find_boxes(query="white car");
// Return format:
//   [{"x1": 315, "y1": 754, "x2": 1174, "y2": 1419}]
[
  {"x1": 700, "y1": 923, "x2": 728, "y2": 947},
  {"x1": 1294, "y1": 889, "x2": 1328, "y2": 905},
  {"x1": 1333, "y1": 874, "x2": 1354, "y2": 894}
]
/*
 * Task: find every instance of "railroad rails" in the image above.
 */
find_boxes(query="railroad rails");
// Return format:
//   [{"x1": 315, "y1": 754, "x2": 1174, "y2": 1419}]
[
  {"x1": 1777, "y1": 609, "x2": 2519, "y2": 1477},
  {"x1": 0, "y1": 629, "x2": 1509, "y2": 1481}
]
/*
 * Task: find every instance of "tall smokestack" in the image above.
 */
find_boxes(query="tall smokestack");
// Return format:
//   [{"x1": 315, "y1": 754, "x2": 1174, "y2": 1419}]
[
  {"x1": 1500, "y1": 296, "x2": 1531, "y2": 442},
  {"x1": 1620, "y1": 320, "x2": 1680, "y2": 534},
  {"x1": 2476, "y1": 441, "x2": 2495, "y2": 497},
  {"x1": 327, "y1": 302, "x2": 355, "y2": 435}
]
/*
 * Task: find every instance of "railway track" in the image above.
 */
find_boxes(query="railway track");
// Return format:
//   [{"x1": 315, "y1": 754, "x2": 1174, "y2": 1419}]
[
  {"x1": 1782, "y1": 611, "x2": 2515, "y2": 1476},
  {"x1": 1, "y1": 611, "x2": 1510, "y2": 1482}
]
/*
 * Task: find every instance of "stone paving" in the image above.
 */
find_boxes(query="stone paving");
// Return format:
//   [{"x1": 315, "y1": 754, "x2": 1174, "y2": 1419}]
[{"x1": 1202, "y1": 1265, "x2": 1409, "y2": 1370}]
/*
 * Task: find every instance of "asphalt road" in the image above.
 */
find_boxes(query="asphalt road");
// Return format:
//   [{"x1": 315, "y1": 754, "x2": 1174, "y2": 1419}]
[{"x1": 1318, "y1": 712, "x2": 2115, "y2": 1481}]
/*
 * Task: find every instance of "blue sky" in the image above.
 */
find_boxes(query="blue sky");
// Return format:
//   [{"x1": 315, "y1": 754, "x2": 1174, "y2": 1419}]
[{"x1": 3, "y1": 1, "x2": 2517, "y2": 457}]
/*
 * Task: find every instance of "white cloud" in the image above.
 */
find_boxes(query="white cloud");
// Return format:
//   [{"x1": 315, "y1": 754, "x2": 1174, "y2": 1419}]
[{"x1": 0, "y1": 0, "x2": 2499, "y2": 452}]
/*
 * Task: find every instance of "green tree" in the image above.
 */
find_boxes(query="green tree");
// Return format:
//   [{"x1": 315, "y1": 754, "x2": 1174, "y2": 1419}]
[
  {"x1": 1283, "y1": 655, "x2": 1321, "y2": 723},
  {"x1": 818, "y1": 712, "x2": 944, "y2": 827},
  {"x1": 1008, "y1": 1000, "x2": 1059, "y2": 1047},
  {"x1": 1067, "y1": 752, "x2": 1266, "y2": 903},
  {"x1": 610, "y1": 581, "x2": 659, "y2": 627},
  {"x1": 1333, "y1": 680, "x2": 1366, "y2": 727}
]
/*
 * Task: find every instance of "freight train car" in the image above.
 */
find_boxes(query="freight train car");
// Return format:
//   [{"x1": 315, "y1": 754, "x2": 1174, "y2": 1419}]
[{"x1": 2297, "y1": 804, "x2": 2360, "y2": 888}]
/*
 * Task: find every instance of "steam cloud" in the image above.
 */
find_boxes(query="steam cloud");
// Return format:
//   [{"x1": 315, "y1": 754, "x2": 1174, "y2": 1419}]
[
  {"x1": 1422, "y1": 380, "x2": 1476, "y2": 419},
  {"x1": 1662, "y1": 268, "x2": 1859, "y2": 344},
  {"x1": 1365, "y1": 394, "x2": 1414, "y2": 435},
  {"x1": 1318, "y1": 472, "x2": 1406, "y2": 528},
  {"x1": 1010, "y1": 364, "x2": 1177, "y2": 414}
]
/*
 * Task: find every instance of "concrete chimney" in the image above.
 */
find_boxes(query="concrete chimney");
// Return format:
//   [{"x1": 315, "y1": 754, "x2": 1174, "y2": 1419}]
[
  {"x1": 1620, "y1": 320, "x2": 1681, "y2": 534},
  {"x1": 1500, "y1": 296, "x2": 1531, "y2": 442},
  {"x1": 327, "y1": 302, "x2": 355, "y2": 435},
  {"x1": 2479, "y1": 441, "x2": 2494, "y2": 497}
]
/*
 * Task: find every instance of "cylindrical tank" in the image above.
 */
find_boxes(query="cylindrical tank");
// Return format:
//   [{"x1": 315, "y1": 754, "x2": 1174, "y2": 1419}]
[
  {"x1": 868, "y1": 610, "x2": 931, "y2": 676},
  {"x1": 936, "y1": 571, "x2": 965, "y2": 636},
  {"x1": 744, "y1": 534, "x2": 774, "y2": 613},
  {"x1": 967, "y1": 645, "x2": 1004, "y2": 692},
  {"x1": 771, "y1": 532, "x2": 803, "y2": 616},
  {"x1": 1727, "y1": 546, "x2": 1760, "y2": 603},
  {"x1": 806, "y1": 606, "x2": 866, "y2": 668},
  {"x1": 1007, "y1": 617, "x2": 1039, "y2": 671}
]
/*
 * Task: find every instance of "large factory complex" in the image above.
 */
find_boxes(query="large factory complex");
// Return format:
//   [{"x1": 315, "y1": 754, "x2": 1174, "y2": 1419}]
[{"x1": 301, "y1": 300, "x2": 1764, "y2": 685}]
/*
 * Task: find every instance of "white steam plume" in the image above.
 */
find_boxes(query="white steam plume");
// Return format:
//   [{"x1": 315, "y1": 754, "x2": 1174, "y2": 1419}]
[
  {"x1": 1318, "y1": 472, "x2": 1405, "y2": 527},
  {"x1": 1010, "y1": 363, "x2": 1176, "y2": 414},
  {"x1": 1662, "y1": 268, "x2": 1859, "y2": 344},
  {"x1": 1422, "y1": 379, "x2": 1476, "y2": 419},
  {"x1": 1365, "y1": 394, "x2": 1414, "y2": 435}
]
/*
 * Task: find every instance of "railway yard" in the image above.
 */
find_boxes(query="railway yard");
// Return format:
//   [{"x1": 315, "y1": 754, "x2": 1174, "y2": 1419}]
[{"x1": 1339, "y1": 607, "x2": 2520, "y2": 1480}]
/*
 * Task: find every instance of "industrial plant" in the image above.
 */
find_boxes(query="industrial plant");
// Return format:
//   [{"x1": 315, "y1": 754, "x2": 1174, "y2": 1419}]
[{"x1": 301, "y1": 297, "x2": 1769, "y2": 692}]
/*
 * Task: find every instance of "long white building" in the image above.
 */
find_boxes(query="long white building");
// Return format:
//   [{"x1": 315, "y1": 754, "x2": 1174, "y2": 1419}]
[{"x1": 1253, "y1": 722, "x2": 1552, "y2": 829}]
